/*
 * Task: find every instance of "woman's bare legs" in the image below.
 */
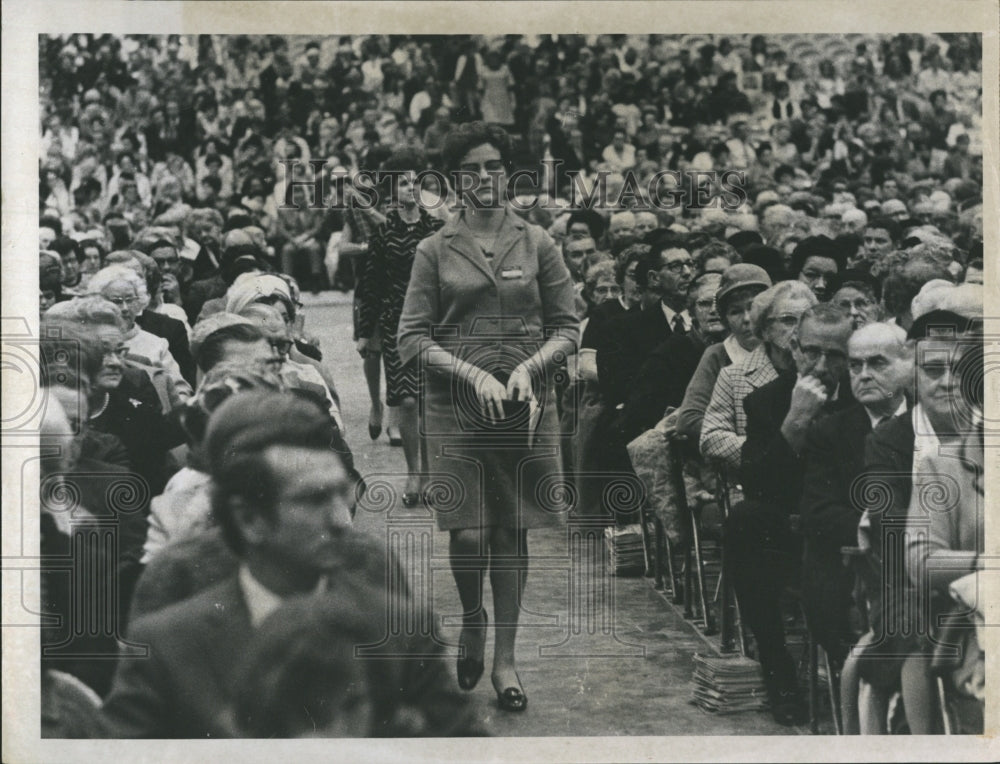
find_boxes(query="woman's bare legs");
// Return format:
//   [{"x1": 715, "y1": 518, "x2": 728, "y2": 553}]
[
  {"x1": 450, "y1": 528, "x2": 489, "y2": 678},
  {"x1": 841, "y1": 632, "x2": 891, "y2": 734},
  {"x1": 398, "y1": 397, "x2": 421, "y2": 495},
  {"x1": 386, "y1": 404, "x2": 401, "y2": 442},
  {"x1": 490, "y1": 527, "x2": 528, "y2": 693},
  {"x1": 363, "y1": 350, "x2": 383, "y2": 436},
  {"x1": 901, "y1": 652, "x2": 940, "y2": 733}
]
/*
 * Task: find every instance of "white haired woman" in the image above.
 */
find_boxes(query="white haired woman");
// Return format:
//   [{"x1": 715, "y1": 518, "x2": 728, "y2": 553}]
[
  {"x1": 87, "y1": 264, "x2": 192, "y2": 408},
  {"x1": 699, "y1": 280, "x2": 816, "y2": 471}
]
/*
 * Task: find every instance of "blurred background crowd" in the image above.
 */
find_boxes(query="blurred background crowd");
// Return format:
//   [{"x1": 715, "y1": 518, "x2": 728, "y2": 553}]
[{"x1": 35, "y1": 31, "x2": 984, "y2": 739}]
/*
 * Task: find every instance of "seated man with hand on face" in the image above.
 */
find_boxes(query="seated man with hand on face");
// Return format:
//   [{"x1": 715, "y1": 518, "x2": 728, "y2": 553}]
[
  {"x1": 728, "y1": 302, "x2": 856, "y2": 726},
  {"x1": 799, "y1": 322, "x2": 910, "y2": 671}
]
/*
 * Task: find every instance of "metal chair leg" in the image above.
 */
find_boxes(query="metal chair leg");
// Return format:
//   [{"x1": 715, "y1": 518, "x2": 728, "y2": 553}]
[
  {"x1": 639, "y1": 506, "x2": 654, "y2": 578},
  {"x1": 690, "y1": 506, "x2": 716, "y2": 635},
  {"x1": 652, "y1": 517, "x2": 666, "y2": 591},
  {"x1": 809, "y1": 635, "x2": 820, "y2": 734},
  {"x1": 937, "y1": 677, "x2": 953, "y2": 735},
  {"x1": 824, "y1": 650, "x2": 843, "y2": 735},
  {"x1": 682, "y1": 539, "x2": 695, "y2": 619}
]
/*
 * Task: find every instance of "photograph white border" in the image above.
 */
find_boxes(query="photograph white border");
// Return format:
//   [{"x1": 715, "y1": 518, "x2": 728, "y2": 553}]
[{"x1": 3, "y1": 2, "x2": 997, "y2": 761}]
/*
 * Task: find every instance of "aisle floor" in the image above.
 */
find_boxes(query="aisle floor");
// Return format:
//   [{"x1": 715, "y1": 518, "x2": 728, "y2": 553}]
[{"x1": 319, "y1": 294, "x2": 804, "y2": 737}]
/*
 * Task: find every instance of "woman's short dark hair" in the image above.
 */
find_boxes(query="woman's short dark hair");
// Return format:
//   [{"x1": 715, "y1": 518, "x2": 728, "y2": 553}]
[
  {"x1": 440, "y1": 121, "x2": 513, "y2": 176},
  {"x1": 76, "y1": 239, "x2": 105, "y2": 262},
  {"x1": 380, "y1": 148, "x2": 427, "y2": 175},
  {"x1": 49, "y1": 236, "x2": 81, "y2": 262}
]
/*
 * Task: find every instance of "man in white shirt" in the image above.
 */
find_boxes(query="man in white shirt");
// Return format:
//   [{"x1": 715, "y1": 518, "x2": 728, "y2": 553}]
[
  {"x1": 725, "y1": 118, "x2": 757, "y2": 170},
  {"x1": 601, "y1": 128, "x2": 637, "y2": 174}
]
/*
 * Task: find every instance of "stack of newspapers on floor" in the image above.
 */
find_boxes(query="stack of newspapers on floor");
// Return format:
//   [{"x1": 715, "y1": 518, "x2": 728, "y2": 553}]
[
  {"x1": 604, "y1": 524, "x2": 645, "y2": 575},
  {"x1": 692, "y1": 653, "x2": 768, "y2": 713}
]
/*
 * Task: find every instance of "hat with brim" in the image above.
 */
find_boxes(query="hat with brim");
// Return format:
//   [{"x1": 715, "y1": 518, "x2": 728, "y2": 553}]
[
  {"x1": 715, "y1": 263, "x2": 772, "y2": 313},
  {"x1": 907, "y1": 308, "x2": 980, "y2": 341}
]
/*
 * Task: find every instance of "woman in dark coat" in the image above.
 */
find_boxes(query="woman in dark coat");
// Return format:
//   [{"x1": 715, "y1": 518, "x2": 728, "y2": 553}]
[{"x1": 397, "y1": 122, "x2": 578, "y2": 712}]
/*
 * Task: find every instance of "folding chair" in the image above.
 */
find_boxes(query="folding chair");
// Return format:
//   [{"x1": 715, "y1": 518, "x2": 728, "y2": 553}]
[
  {"x1": 714, "y1": 464, "x2": 750, "y2": 656},
  {"x1": 931, "y1": 598, "x2": 985, "y2": 735},
  {"x1": 806, "y1": 633, "x2": 843, "y2": 734},
  {"x1": 669, "y1": 433, "x2": 715, "y2": 635}
]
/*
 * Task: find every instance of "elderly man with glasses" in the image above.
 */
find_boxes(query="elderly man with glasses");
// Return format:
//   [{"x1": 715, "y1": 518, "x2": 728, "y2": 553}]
[{"x1": 726, "y1": 302, "x2": 857, "y2": 726}]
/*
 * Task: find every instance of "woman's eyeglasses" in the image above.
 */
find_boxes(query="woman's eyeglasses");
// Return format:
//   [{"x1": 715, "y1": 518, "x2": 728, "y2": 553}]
[
  {"x1": 104, "y1": 296, "x2": 141, "y2": 307},
  {"x1": 796, "y1": 345, "x2": 847, "y2": 364},
  {"x1": 593, "y1": 285, "x2": 622, "y2": 297},
  {"x1": 766, "y1": 313, "x2": 801, "y2": 328}
]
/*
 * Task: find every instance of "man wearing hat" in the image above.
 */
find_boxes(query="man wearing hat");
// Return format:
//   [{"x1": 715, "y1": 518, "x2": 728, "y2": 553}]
[{"x1": 99, "y1": 392, "x2": 365, "y2": 737}]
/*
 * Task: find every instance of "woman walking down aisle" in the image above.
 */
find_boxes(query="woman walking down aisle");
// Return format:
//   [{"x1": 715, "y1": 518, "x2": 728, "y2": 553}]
[
  {"x1": 368, "y1": 149, "x2": 445, "y2": 504},
  {"x1": 397, "y1": 123, "x2": 579, "y2": 713}
]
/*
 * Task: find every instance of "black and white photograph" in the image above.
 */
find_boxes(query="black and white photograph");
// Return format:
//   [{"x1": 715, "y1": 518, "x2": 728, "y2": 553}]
[{"x1": 2, "y1": 1, "x2": 997, "y2": 761}]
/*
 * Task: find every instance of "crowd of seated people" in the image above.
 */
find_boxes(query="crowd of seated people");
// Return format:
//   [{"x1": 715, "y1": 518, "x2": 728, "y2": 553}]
[{"x1": 36, "y1": 31, "x2": 983, "y2": 737}]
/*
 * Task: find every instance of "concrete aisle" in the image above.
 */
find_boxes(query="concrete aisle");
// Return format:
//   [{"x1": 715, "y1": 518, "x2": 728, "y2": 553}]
[{"x1": 309, "y1": 293, "x2": 797, "y2": 736}]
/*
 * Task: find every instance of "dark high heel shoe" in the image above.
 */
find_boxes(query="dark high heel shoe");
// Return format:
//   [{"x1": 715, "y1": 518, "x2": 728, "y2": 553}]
[
  {"x1": 492, "y1": 673, "x2": 527, "y2": 712},
  {"x1": 387, "y1": 429, "x2": 403, "y2": 447},
  {"x1": 456, "y1": 611, "x2": 487, "y2": 691},
  {"x1": 368, "y1": 405, "x2": 383, "y2": 441},
  {"x1": 401, "y1": 492, "x2": 420, "y2": 508}
]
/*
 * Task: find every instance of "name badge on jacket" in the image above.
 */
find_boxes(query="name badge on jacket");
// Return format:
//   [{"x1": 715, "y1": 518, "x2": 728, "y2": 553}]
[{"x1": 500, "y1": 267, "x2": 523, "y2": 280}]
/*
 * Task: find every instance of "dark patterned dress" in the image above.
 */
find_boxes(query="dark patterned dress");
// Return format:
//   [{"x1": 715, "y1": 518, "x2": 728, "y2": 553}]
[
  {"x1": 347, "y1": 197, "x2": 382, "y2": 343},
  {"x1": 369, "y1": 208, "x2": 444, "y2": 405}
]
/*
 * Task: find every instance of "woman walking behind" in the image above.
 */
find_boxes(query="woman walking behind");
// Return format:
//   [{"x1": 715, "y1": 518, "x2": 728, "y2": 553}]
[
  {"x1": 398, "y1": 122, "x2": 578, "y2": 712},
  {"x1": 369, "y1": 149, "x2": 444, "y2": 504}
]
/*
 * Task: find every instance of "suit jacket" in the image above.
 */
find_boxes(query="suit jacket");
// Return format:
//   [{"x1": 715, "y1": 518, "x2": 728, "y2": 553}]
[
  {"x1": 799, "y1": 402, "x2": 873, "y2": 557},
  {"x1": 107, "y1": 540, "x2": 481, "y2": 738},
  {"x1": 861, "y1": 410, "x2": 915, "y2": 539},
  {"x1": 136, "y1": 310, "x2": 196, "y2": 387},
  {"x1": 854, "y1": 409, "x2": 918, "y2": 680},
  {"x1": 597, "y1": 302, "x2": 680, "y2": 407},
  {"x1": 100, "y1": 575, "x2": 252, "y2": 738},
  {"x1": 617, "y1": 329, "x2": 707, "y2": 446},
  {"x1": 740, "y1": 373, "x2": 855, "y2": 517},
  {"x1": 580, "y1": 298, "x2": 626, "y2": 351},
  {"x1": 396, "y1": 209, "x2": 579, "y2": 530},
  {"x1": 182, "y1": 274, "x2": 227, "y2": 325}
]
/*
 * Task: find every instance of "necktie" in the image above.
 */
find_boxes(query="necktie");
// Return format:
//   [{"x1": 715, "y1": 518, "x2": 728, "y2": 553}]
[{"x1": 672, "y1": 314, "x2": 686, "y2": 334}]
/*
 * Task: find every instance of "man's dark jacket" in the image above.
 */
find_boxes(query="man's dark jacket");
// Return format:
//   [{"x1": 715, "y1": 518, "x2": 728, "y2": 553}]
[
  {"x1": 740, "y1": 373, "x2": 856, "y2": 517},
  {"x1": 597, "y1": 303, "x2": 680, "y2": 407}
]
